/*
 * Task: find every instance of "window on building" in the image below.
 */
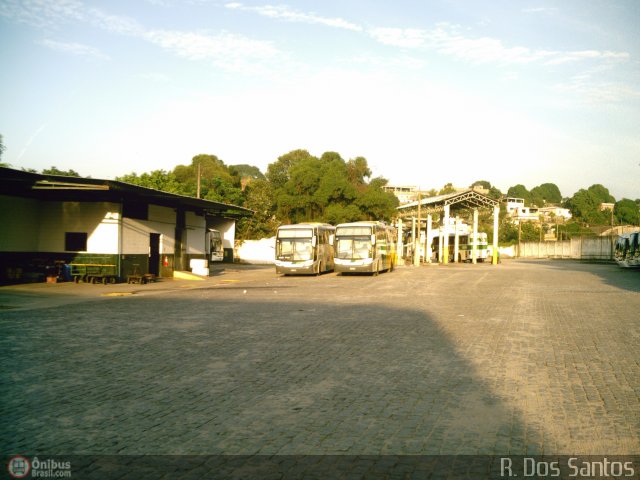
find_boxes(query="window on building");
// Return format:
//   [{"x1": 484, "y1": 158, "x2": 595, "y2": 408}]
[
  {"x1": 65, "y1": 232, "x2": 87, "y2": 251},
  {"x1": 122, "y1": 201, "x2": 148, "y2": 220}
]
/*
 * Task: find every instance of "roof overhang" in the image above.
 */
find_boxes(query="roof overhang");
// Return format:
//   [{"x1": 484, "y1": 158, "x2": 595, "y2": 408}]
[
  {"x1": 0, "y1": 167, "x2": 253, "y2": 218},
  {"x1": 397, "y1": 189, "x2": 499, "y2": 218}
]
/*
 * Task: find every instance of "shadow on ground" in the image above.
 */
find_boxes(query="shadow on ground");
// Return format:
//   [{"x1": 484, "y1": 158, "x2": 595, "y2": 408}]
[{"x1": 0, "y1": 289, "x2": 537, "y2": 477}]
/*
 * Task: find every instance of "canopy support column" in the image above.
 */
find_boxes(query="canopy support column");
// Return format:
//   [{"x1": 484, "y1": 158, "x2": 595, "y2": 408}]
[
  {"x1": 412, "y1": 217, "x2": 418, "y2": 266},
  {"x1": 453, "y1": 216, "x2": 460, "y2": 263},
  {"x1": 426, "y1": 214, "x2": 432, "y2": 264},
  {"x1": 443, "y1": 205, "x2": 450, "y2": 264},
  {"x1": 397, "y1": 218, "x2": 403, "y2": 263},
  {"x1": 492, "y1": 205, "x2": 500, "y2": 265},
  {"x1": 472, "y1": 208, "x2": 479, "y2": 264}
]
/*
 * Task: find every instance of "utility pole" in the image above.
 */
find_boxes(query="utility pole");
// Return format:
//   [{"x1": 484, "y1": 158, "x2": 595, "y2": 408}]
[{"x1": 196, "y1": 163, "x2": 201, "y2": 199}]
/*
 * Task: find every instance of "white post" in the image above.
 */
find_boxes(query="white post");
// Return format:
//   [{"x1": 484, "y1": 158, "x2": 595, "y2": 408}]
[
  {"x1": 454, "y1": 216, "x2": 460, "y2": 263},
  {"x1": 443, "y1": 205, "x2": 450, "y2": 264},
  {"x1": 426, "y1": 214, "x2": 432, "y2": 264},
  {"x1": 472, "y1": 208, "x2": 478, "y2": 264},
  {"x1": 438, "y1": 226, "x2": 444, "y2": 264},
  {"x1": 397, "y1": 218, "x2": 403, "y2": 263},
  {"x1": 492, "y1": 205, "x2": 499, "y2": 265},
  {"x1": 412, "y1": 217, "x2": 418, "y2": 266}
]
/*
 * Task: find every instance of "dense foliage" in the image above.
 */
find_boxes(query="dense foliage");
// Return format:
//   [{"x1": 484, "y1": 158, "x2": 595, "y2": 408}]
[
  {"x1": 116, "y1": 150, "x2": 398, "y2": 239},
  {"x1": 4, "y1": 129, "x2": 638, "y2": 238}
]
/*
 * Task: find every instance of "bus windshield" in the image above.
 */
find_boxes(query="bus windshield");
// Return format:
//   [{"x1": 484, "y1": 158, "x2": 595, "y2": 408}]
[
  {"x1": 336, "y1": 237, "x2": 372, "y2": 260},
  {"x1": 276, "y1": 229, "x2": 314, "y2": 262},
  {"x1": 276, "y1": 239, "x2": 313, "y2": 261},
  {"x1": 336, "y1": 227, "x2": 373, "y2": 260}
]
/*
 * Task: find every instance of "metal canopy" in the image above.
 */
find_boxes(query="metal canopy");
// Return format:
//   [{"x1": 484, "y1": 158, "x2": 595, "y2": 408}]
[{"x1": 397, "y1": 189, "x2": 499, "y2": 217}]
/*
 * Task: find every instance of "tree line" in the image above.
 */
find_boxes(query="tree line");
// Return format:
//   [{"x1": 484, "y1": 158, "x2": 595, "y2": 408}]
[
  {"x1": 115, "y1": 150, "x2": 399, "y2": 239},
  {"x1": 2, "y1": 132, "x2": 638, "y2": 240}
]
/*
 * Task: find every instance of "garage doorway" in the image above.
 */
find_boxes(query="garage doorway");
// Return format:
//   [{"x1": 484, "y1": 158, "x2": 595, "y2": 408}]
[{"x1": 149, "y1": 233, "x2": 161, "y2": 276}]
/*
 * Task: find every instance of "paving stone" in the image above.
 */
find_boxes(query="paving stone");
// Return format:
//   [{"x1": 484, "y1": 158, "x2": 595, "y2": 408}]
[{"x1": 0, "y1": 261, "x2": 638, "y2": 459}]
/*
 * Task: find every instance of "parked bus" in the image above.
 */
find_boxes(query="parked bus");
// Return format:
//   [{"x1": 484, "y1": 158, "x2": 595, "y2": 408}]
[
  {"x1": 430, "y1": 231, "x2": 489, "y2": 263},
  {"x1": 206, "y1": 228, "x2": 224, "y2": 262},
  {"x1": 334, "y1": 221, "x2": 397, "y2": 275},
  {"x1": 614, "y1": 232, "x2": 640, "y2": 268},
  {"x1": 275, "y1": 223, "x2": 335, "y2": 275},
  {"x1": 460, "y1": 232, "x2": 489, "y2": 262}
]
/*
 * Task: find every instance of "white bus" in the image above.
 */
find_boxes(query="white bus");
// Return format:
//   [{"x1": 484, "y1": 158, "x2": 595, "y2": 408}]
[
  {"x1": 460, "y1": 232, "x2": 489, "y2": 262},
  {"x1": 334, "y1": 221, "x2": 397, "y2": 275},
  {"x1": 431, "y1": 231, "x2": 489, "y2": 263},
  {"x1": 614, "y1": 232, "x2": 640, "y2": 268},
  {"x1": 275, "y1": 223, "x2": 335, "y2": 275},
  {"x1": 206, "y1": 228, "x2": 224, "y2": 262}
]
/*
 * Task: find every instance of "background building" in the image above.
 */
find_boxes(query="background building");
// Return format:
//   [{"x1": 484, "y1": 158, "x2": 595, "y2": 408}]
[{"x1": 0, "y1": 167, "x2": 251, "y2": 284}]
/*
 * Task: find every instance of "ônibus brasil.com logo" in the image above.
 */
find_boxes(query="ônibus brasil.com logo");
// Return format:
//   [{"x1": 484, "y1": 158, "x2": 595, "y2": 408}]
[
  {"x1": 7, "y1": 455, "x2": 72, "y2": 478},
  {"x1": 7, "y1": 456, "x2": 30, "y2": 479}
]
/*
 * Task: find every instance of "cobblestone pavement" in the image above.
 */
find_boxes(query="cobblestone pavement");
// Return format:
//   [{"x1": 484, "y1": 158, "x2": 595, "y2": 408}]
[{"x1": 1, "y1": 261, "x2": 639, "y2": 460}]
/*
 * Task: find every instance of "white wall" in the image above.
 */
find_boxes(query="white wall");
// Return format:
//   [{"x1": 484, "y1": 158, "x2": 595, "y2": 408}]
[
  {"x1": 1, "y1": 196, "x2": 225, "y2": 260},
  {"x1": 236, "y1": 237, "x2": 276, "y2": 264},
  {"x1": 208, "y1": 218, "x2": 236, "y2": 249},
  {"x1": 0, "y1": 195, "x2": 39, "y2": 251},
  {"x1": 38, "y1": 202, "x2": 121, "y2": 253},
  {"x1": 0, "y1": 199, "x2": 121, "y2": 254},
  {"x1": 185, "y1": 211, "x2": 206, "y2": 255},
  {"x1": 122, "y1": 205, "x2": 176, "y2": 255},
  {"x1": 517, "y1": 237, "x2": 615, "y2": 260}
]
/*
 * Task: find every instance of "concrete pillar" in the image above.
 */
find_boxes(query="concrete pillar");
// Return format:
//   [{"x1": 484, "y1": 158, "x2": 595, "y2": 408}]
[
  {"x1": 492, "y1": 205, "x2": 500, "y2": 265},
  {"x1": 412, "y1": 217, "x2": 419, "y2": 267},
  {"x1": 397, "y1": 218, "x2": 403, "y2": 263},
  {"x1": 438, "y1": 226, "x2": 444, "y2": 264},
  {"x1": 453, "y1": 216, "x2": 460, "y2": 263},
  {"x1": 472, "y1": 208, "x2": 479, "y2": 264},
  {"x1": 426, "y1": 214, "x2": 432, "y2": 264},
  {"x1": 443, "y1": 205, "x2": 450, "y2": 264}
]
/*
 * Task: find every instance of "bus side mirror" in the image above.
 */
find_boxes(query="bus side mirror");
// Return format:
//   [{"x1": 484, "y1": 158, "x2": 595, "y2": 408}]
[
  {"x1": 371, "y1": 234, "x2": 376, "y2": 245},
  {"x1": 312, "y1": 236, "x2": 317, "y2": 247},
  {"x1": 329, "y1": 235, "x2": 334, "y2": 246}
]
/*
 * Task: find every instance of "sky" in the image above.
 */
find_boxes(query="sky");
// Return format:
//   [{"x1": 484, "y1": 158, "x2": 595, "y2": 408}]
[{"x1": 1, "y1": 0, "x2": 639, "y2": 200}]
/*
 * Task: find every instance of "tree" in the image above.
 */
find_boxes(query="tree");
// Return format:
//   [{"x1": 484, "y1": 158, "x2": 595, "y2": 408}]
[
  {"x1": 42, "y1": 166, "x2": 81, "y2": 177},
  {"x1": 614, "y1": 199, "x2": 640, "y2": 225},
  {"x1": 566, "y1": 184, "x2": 616, "y2": 225},
  {"x1": 471, "y1": 180, "x2": 491, "y2": 190},
  {"x1": 471, "y1": 180, "x2": 503, "y2": 200},
  {"x1": 356, "y1": 177, "x2": 399, "y2": 221},
  {"x1": 265, "y1": 150, "x2": 398, "y2": 228},
  {"x1": 520, "y1": 222, "x2": 542, "y2": 242},
  {"x1": 314, "y1": 157, "x2": 358, "y2": 214},
  {"x1": 230, "y1": 164, "x2": 265, "y2": 180},
  {"x1": 266, "y1": 149, "x2": 314, "y2": 190},
  {"x1": 117, "y1": 170, "x2": 183, "y2": 193},
  {"x1": 507, "y1": 184, "x2": 531, "y2": 204},
  {"x1": 173, "y1": 154, "x2": 244, "y2": 204},
  {"x1": 0, "y1": 134, "x2": 6, "y2": 165},
  {"x1": 235, "y1": 179, "x2": 278, "y2": 239},
  {"x1": 439, "y1": 183, "x2": 456, "y2": 195},
  {"x1": 530, "y1": 183, "x2": 562, "y2": 205},
  {"x1": 346, "y1": 156, "x2": 371, "y2": 186}
]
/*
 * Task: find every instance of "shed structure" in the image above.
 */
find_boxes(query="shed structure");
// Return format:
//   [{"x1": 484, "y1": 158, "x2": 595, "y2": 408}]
[
  {"x1": 0, "y1": 167, "x2": 252, "y2": 284},
  {"x1": 396, "y1": 189, "x2": 500, "y2": 265}
]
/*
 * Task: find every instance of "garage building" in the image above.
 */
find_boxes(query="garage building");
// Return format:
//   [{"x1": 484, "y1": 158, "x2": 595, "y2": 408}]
[{"x1": 0, "y1": 167, "x2": 252, "y2": 284}]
